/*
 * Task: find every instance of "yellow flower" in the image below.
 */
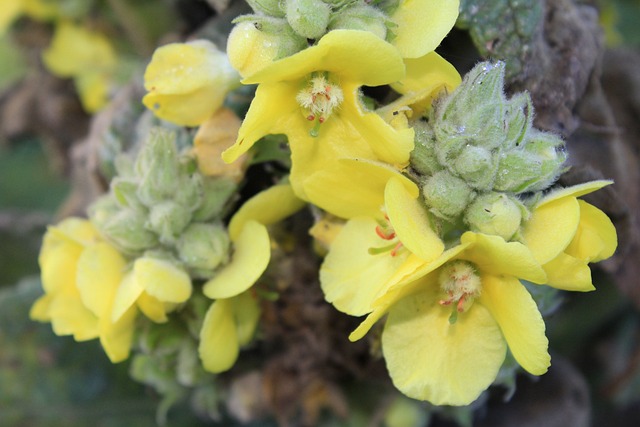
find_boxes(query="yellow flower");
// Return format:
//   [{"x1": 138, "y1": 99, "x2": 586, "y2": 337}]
[
  {"x1": 222, "y1": 30, "x2": 415, "y2": 217},
  {"x1": 30, "y1": 218, "x2": 136, "y2": 363},
  {"x1": 42, "y1": 21, "x2": 117, "y2": 112},
  {"x1": 143, "y1": 40, "x2": 240, "y2": 127},
  {"x1": 198, "y1": 184, "x2": 306, "y2": 373},
  {"x1": 349, "y1": 232, "x2": 548, "y2": 406},
  {"x1": 522, "y1": 180, "x2": 617, "y2": 291}
]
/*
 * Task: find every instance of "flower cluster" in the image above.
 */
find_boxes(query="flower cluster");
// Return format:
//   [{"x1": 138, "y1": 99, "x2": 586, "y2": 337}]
[
  {"x1": 31, "y1": 0, "x2": 619, "y2": 416},
  {"x1": 32, "y1": 128, "x2": 305, "y2": 374}
]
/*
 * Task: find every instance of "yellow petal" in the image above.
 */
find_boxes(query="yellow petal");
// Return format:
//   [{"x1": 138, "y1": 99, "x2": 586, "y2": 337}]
[
  {"x1": 565, "y1": 200, "x2": 617, "y2": 263},
  {"x1": 75, "y1": 71, "x2": 109, "y2": 113},
  {"x1": 199, "y1": 299, "x2": 239, "y2": 373},
  {"x1": 460, "y1": 232, "x2": 547, "y2": 284},
  {"x1": 100, "y1": 305, "x2": 137, "y2": 363},
  {"x1": 203, "y1": 220, "x2": 270, "y2": 299},
  {"x1": 301, "y1": 158, "x2": 414, "y2": 219},
  {"x1": 538, "y1": 180, "x2": 613, "y2": 207},
  {"x1": 111, "y1": 271, "x2": 144, "y2": 323},
  {"x1": 39, "y1": 238, "x2": 82, "y2": 295},
  {"x1": 391, "y1": 0, "x2": 460, "y2": 58},
  {"x1": 386, "y1": 177, "x2": 444, "y2": 262},
  {"x1": 137, "y1": 292, "x2": 169, "y2": 323},
  {"x1": 542, "y1": 252, "x2": 594, "y2": 292},
  {"x1": 134, "y1": 257, "x2": 192, "y2": 303},
  {"x1": 479, "y1": 275, "x2": 550, "y2": 375},
  {"x1": 231, "y1": 291, "x2": 261, "y2": 346},
  {"x1": 29, "y1": 295, "x2": 53, "y2": 321},
  {"x1": 76, "y1": 242, "x2": 127, "y2": 317},
  {"x1": 523, "y1": 196, "x2": 580, "y2": 264},
  {"x1": 42, "y1": 21, "x2": 116, "y2": 77},
  {"x1": 228, "y1": 184, "x2": 305, "y2": 241},
  {"x1": 382, "y1": 286, "x2": 506, "y2": 405},
  {"x1": 339, "y1": 83, "x2": 415, "y2": 166},
  {"x1": 48, "y1": 295, "x2": 100, "y2": 341},
  {"x1": 143, "y1": 86, "x2": 220, "y2": 127},
  {"x1": 243, "y1": 30, "x2": 405, "y2": 87},
  {"x1": 320, "y1": 217, "x2": 411, "y2": 316},
  {"x1": 222, "y1": 82, "x2": 300, "y2": 163},
  {"x1": 391, "y1": 51, "x2": 461, "y2": 96}
]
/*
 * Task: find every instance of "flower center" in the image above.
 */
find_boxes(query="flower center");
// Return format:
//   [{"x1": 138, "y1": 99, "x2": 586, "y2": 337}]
[
  {"x1": 368, "y1": 215, "x2": 404, "y2": 257},
  {"x1": 296, "y1": 74, "x2": 344, "y2": 137},
  {"x1": 438, "y1": 261, "x2": 481, "y2": 323}
]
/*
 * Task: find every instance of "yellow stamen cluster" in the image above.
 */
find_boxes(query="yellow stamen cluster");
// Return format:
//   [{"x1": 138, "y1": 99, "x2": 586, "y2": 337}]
[{"x1": 296, "y1": 74, "x2": 344, "y2": 135}]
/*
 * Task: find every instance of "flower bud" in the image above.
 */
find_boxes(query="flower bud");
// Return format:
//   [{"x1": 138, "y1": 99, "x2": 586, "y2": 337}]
[
  {"x1": 493, "y1": 150, "x2": 541, "y2": 193},
  {"x1": 227, "y1": 20, "x2": 306, "y2": 77},
  {"x1": 434, "y1": 62, "x2": 506, "y2": 148},
  {"x1": 101, "y1": 208, "x2": 159, "y2": 254},
  {"x1": 111, "y1": 178, "x2": 142, "y2": 209},
  {"x1": 328, "y1": 4, "x2": 388, "y2": 39},
  {"x1": 285, "y1": 0, "x2": 331, "y2": 39},
  {"x1": 192, "y1": 178, "x2": 238, "y2": 221},
  {"x1": 421, "y1": 170, "x2": 475, "y2": 220},
  {"x1": 177, "y1": 223, "x2": 230, "y2": 275},
  {"x1": 503, "y1": 92, "x2": 533, "y2": 149},
  {"x1": 410, "y1": 122, "x2": 443, "y2": 175},
  {"x1": 147, "y1": 201, "x2": 192, "y2": 244},
  {"x1": 452, "y1": 145, "x2": 496, "y2": 190},
  {"x1": 521, "y1": 130, "x2": 567, "y2": 192},
  {"x1": 136, "y1": 130, "x2": 180, "y2": 205},
  {"x1": 143, "y1": 40, "x2": 240, "y2": 126},
  {"x1": 464, "y1": 192, "x2": 523, "y2": 240}
]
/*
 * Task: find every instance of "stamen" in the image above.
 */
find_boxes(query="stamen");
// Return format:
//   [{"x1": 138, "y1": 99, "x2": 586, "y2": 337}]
[
  {"x1": 438, "y1": 261, "x2": 482, "y2": 316},
  {"x1": 375, "y1": 225, "x2": 396, "y2": 240},
  {"x1": 296, "y1": 74, "x2": 344, "y2": 137},
  {"x1": 368, "y1": 242, "x2": 398, "y2": 255}
]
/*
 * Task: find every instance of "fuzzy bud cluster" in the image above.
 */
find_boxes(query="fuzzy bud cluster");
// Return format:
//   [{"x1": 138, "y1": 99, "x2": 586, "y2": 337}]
[
  {"x1": 411, "y1": 61, "x2": 567, "y2": 240},
  {"x1": 89, "y1": 128, "x2": 237, "y2": 278}
]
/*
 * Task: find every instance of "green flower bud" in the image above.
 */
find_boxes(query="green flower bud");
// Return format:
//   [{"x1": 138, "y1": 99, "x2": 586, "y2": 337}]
[
  {"x1": 111, "y1": 178, "x2": 143, "y2": 209},
  {"x1": 452, "y1": 145, "x2": 496, "y2": 190},
  {"x1": 192, "y1": 178, "x2": 238, "y2": 221},
  {"x1": 285, "y1": 0, "x2": 331, "y2": 39},
  {"x1": 522, "y1": 130, "x2": 567, "y2": 192},
  {"x1": 493, "y1": 150, "x2": 541, "y2": 193},
  {"x1": 147, "y1": 201, "x2": 192, "y2": 244},
  {"x1": 422, "y1": 170, "x2": 475, "y2": 220},
  {"x1": 177, "y1": 223, "x2": 230, "y2": 276},
  {"x1": 136, "y1": 129, "x2": 181, "y2": 205},
  {"x1": 503, "y1": 92, "x2": 533, "y2": 149},
  {"x1": 246, "y1": 0, "x2": 285, "y2": 17},
  {"x1": 464, "y1": 192, "x2": 523, "y2": 240},
  {"x1": 174, "y1": 173, "x2": 203, "y2": 214},
  {"x1": 493, "y1": 129, "x2": 566, "y2": 194},
  {"x1": 410, "y1": 121, "x2": 443, "y2": 175},
  {"x1": 101, "y1": 208, "x2": 159, "y2": 254},
  {"x1": 328, "y1": 4, "x2": 388, "y2": 39}
]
